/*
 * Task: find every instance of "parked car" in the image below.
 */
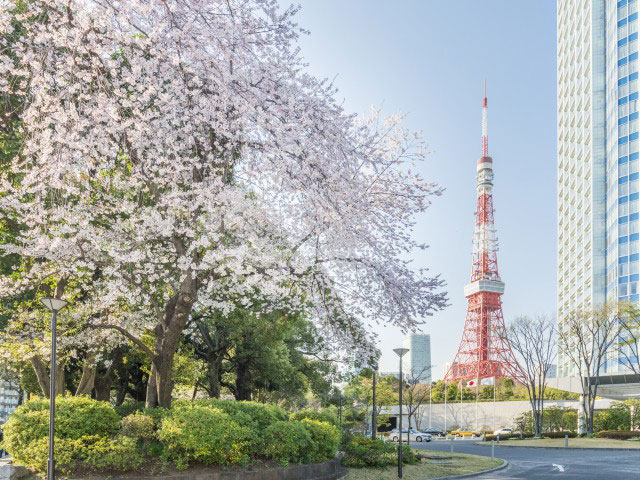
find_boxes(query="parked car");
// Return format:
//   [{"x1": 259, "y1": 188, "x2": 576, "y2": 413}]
[
  {"x1": 421, "y1": 428, "x2": 446, "y2": 437},
  {"x1": 389, "y1": 428, "x2": 432, "y2": 442},
  {"x1": 493, "y1": 428, "x2": 513, "y2": 436},
  {"x1": 450, "y1": 430, "x2": 482, "y2": 438}
]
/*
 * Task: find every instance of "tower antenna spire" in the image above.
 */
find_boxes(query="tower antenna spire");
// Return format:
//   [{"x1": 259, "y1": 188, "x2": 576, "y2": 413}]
[{"x1": 482, "y1": 80, "x2": 488, "y2": 157}]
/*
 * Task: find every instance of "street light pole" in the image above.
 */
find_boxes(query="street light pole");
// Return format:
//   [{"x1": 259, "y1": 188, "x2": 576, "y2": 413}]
[
  {"x1": 40, "y1": 297, "x2": 69, "y2": 480},
  {"x1": 393, "y1": 348, "x2": 409, "y2": 479},
  {"x1": 372, "y1": 365, "x2": 377, "y2": 440}
]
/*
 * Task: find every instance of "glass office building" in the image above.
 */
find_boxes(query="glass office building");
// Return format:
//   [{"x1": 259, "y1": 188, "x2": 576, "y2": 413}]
[
  {"x1": 402, "y1": 333, "x2": 431, "y2": 383},
  {"x1": 558, "y1": 0, "x2": 638, "y2": 376}
]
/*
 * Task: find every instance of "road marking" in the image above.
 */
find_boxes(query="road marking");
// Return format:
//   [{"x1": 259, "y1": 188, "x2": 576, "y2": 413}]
[{"x1": 552, "y1": 464, "x2": 565, "y2": 472}]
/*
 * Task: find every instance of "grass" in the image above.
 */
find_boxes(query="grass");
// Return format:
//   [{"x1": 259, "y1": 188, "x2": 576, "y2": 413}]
[
  {"x1": 346, "y1": 450, "x2": 503, "y2": 480},
  {"x1": 488, "y1": 437, "x2": 640, "y2": 448}
]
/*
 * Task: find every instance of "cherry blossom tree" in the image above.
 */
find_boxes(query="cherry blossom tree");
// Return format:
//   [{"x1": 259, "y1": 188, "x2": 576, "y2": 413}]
[{"x1": 0, "y1": 0, "x2": 447, "y2": 407}]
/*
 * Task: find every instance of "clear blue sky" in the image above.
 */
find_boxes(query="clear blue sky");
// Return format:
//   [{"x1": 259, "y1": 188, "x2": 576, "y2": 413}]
[{"x1": 293, "y1": 1, "x2": 557, "y2": 377}]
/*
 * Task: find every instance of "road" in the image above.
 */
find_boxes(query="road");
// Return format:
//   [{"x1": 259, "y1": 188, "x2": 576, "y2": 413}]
[{"x1": 413, "y1": 438, "x2": 640, "y2": 479}]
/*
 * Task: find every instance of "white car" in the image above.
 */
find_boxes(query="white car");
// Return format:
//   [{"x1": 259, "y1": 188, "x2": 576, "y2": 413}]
[
  {"x1": 493, "y1": 428, "x2": 513, "y2": 436},
  {"x1": 390, "y1": 428, "x2": 432, "y2": 443}
]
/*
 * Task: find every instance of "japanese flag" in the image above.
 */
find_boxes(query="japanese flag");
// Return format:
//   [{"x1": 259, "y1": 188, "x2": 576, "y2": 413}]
[
  {"x1": 466, "y1": 379, "x2": 477, "y2": 387},
  {"x1": 480, "y1": 377, "x2": 495, "y2": 386}
]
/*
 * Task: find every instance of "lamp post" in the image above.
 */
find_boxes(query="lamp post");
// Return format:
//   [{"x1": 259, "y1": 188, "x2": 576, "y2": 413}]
[
  {"x1": 40, "y1": 297, "x2": 69, "y2": 480},
  {"x1": 393, "y1": 348, "x2": 409, "y2": 479},
  {"x1": 371, "y1": 364, "x2": 377, "y2": 440}
]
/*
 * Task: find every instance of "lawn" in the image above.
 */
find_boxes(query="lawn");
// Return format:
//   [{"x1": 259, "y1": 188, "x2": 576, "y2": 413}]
[
  {"x1": 346, "y1": 450, "x2": 503, "y2": 480},
  {"x1": 489, "y1": 437, "x2": 640, "y2": 449}
]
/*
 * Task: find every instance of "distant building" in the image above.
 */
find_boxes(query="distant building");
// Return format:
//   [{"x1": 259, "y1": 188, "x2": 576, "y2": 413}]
[
  {"x1": 0, "y1": 378, "x2": 20, "y2": 424},
  {"x1": 379, "y1": 371, "x2": 401, "y2": 380},
  {"x1": 403, "y1": 333, "x2": 431, "y2": 384}
]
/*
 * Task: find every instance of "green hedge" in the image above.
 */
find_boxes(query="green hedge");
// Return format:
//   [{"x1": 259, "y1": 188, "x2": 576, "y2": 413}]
[
  {"x1": 341, "y1": 436, "x2": 419, "y2": 468},
  {"x1": 261, "y1": 420, "x2": 313, "y2": 465},
  {"x1": 291, "y1": 407, "x2": 338, "y2": 426},
  {"x1": 1, "y1": 397, "x2": 142, "y2": 474},
  {"x1": 299, "y1": 419, "x2": 340, "y2": 462},
  {"x1": 157, "y1": 405, "x2": 251, "y2": 469},
  {"x1": 542, "y1": 431, "x2": 577, "y2": 439},
  {"x1": 595, "y1": 430, "x2": 640, "y2": 440},
  {"x1": 120, "y1": 412, "x2": 155, "y2": 440},
  {"x1": 2, "y1": 398, "x2": 342, "y2": 475}
]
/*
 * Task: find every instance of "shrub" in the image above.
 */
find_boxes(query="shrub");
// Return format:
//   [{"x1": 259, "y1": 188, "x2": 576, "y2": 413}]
[
  {"x1": 595, "y1": 430, "x2": 639, "y2": 440},
  {"x1": 83, "y1": 436, "x2": 145, "y2": 471},
  {"x1": 9, "y1": 436, "x2": 80, "y2": 474},
  {"x1": 542, "y1": 431, "x2": 577, "y2": 439},
  {"x1": 185, "y1": 399, "x2": 288, "y2": 434},
  {"x1": 114, "y1": 400, "x2": 145, "y2": 418},
  {"x1": 299, "y1": 419, "x2": 340, "y2": 462},
  {"x1": 341, "y1": 436, "x2": 418, "y2": 468},
  {"x1": 594, "y1": 402, "x2": 631, "y2": 432},
  {"x1": 261, "y1": 420, "x2": 313, "y2": 465},
  {"x1": 120, "y1": 412, "x2": 155, "y2": 441},
  {"x1": 291, "y1": 408, "x2": 338, "y2": 426},
  {"x1": 157, "y1": 405, "x2": 251, "y2": 469},
  {"x1": 2, "y1": 396, "x2": 120, "y2": 469}
]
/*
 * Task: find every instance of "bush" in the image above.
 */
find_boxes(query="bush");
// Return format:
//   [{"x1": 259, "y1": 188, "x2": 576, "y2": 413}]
[
  {"x1": 157, "y1": 405, "x2": 251, "y2": 469},
  {"x1": 291, "y1": 408, "x2": 338, "y2": 426},
  {"x1": 484, "y1": 434, "x2": 517, "y2": 441},
  {"x1": 114, "y1": 400, "x2": 146, "y2": 418},
  {"x1": 595, "y1": 430, "x2": 640, "y2": 440},
  {"x1": 341, "y1": 436, "x2": 419, "y2": 468},
  {"x1": 299, "y1": 419, "x2": 340, "y2": 462},
  {"x1": 83, "y1": 436, "x2": 145, "y2": 471},
  {"x1": 542, "y1": 431, "x2": 577, "y2": 439},
  {"x1": 261, "y1": 420, "x2": 313, "y2": 465},
  {"x1": 182, "y1": 399, "x2": 287, "y2": 435},
  {"x1": 2, "y1": 396, "x2": 121, "y2": 470},
  {"x1": 120, "y1": 412, "x2": 155, "y2": 441},
  {"x1": 594, "y1": 402, "x2": 631, "y2": 432}
]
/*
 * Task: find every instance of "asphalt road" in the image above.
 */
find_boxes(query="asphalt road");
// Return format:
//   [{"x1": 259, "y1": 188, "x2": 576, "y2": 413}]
[{"x1": 413, "y1": 438, "x2": 640, "y2": 479}]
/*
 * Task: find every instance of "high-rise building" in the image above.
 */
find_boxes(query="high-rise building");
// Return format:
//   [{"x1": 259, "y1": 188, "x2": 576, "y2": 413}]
[
  {"x1": 402, "y1": 333, "x2": 431, "y2": 383},
  {"x1": 557, "y1": 0, "x2": 637, "y2": 377}
]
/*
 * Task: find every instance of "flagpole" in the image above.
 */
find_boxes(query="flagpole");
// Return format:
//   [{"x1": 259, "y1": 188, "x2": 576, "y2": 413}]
[
  {"x1": 429, "y1": 383, "x2": 432, "y2": 428},
  {"x1": 493, "y1": 378, "x2": 496, "y2": 429},
  {"x1": 444, "y1": 381, "x2": 447, "y2": 432},
  {"x1": 475, "y1": 377, "x2": 479, "y2": 432},
  {"x1": 459, "y1": 380, "x2": 462, "y2": 430}
]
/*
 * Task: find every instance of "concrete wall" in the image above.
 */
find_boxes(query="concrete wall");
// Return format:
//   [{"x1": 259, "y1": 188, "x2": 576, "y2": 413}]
[{"x1": 381, "y1": 399, "x2": 614, "y2": 431}]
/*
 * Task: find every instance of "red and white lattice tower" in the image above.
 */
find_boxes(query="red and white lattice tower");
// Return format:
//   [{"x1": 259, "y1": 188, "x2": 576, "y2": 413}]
[{"x1": 444, "y1": 85, "x2": 524, "y2": 384}]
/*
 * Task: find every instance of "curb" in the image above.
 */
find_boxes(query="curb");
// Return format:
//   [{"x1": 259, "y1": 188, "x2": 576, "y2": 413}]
[
  {"x1": 473, "y1": 441, "x2": 640, "y2": 452},
  {"x1": 432, "y1": 459, "x2": 508, "y2": 480}
]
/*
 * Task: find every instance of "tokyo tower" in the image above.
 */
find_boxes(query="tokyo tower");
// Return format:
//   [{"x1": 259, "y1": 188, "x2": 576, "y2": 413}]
[{"x1": 444, "y1": 85, "x2": 524, "y2": 384}]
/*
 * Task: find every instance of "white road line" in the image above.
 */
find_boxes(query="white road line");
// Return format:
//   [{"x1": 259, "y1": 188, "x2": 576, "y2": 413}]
[{"x1": 552, "y1": 464, "x2": 565, "y2": 472}]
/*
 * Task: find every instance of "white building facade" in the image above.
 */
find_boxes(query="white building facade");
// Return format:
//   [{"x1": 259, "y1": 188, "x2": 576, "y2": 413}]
[
  {"x1": 557, "y1": 0, "x2": 640, "y2": 377},
  {"x1": 402, "y1": 333, "x2": 431, "y2": 383}
]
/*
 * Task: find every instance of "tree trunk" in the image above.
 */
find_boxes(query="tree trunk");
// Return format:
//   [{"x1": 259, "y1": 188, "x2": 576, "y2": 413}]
[
  {"x1": 94, "y1": 374, "x2": 112, "y2": 401},
  {"x1": 235, "y1": 360, "x2": 253, "y2": 401},
  {"x1": 207, "y1": 355, "x2": 222, "y2": 398},
  {"x1": 145, "y1": 364, "x2": 158, "y2": 408},
  {"x1": 55, "y1": 358, "x2": 66, "y2": 396},
  {"x1": 144, "y1": 275, "x2": 198, "y2": 408},
  {"x1": 75, "y1": 353, "x2": 96, "y2": 396},
  {"x1": 30, "y1": 355, "x2": 50, "y2": 397}
]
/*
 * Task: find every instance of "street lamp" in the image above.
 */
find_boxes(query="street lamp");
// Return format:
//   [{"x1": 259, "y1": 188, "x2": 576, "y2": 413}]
[
  {"x1": 40, "y1": 297, "x2": 69, "y2": 480},
  {"x1": 393, "y1": 347, "x2": 409, "y2": 479},
  {"x1": 371, "y1": 363, "x2": 378, "y2": 440}
]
